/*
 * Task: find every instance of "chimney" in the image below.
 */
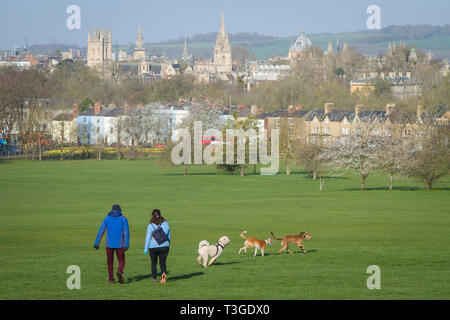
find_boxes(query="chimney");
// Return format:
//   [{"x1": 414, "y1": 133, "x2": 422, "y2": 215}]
[
  {"x1": 94, "y1": 102, "x2": 101, "y2": 114},
  {"x1": 72, "y1": 104, "x2": 79, "y2": 118},
  {"x1": 385, "y1": 103, "x2": 396, "y2": 115},
  {"x1": 296, "y1": 105, "x2": 303, "y2": 111},
  {"x1": 406, "y1": 72, "x2": 411, "y2": 79},
  {"x1": 355, "y1": 104, "x2": 364, "y2": 116},
  {"x1": 288, "y1": 105, "x2": 295, "y2": 113},
  {"x1": 416, "y1": 105, "x2": 423, "y2": 118},
  {"x1": 251, "y1": 105, "x2": 258, "y2": 114},
  {"x1": 324, "y1": 103, "x2": 335, "y2": 114},
  {"x1": 137, "y1": 103, "x2": 143, "y2": 109}
]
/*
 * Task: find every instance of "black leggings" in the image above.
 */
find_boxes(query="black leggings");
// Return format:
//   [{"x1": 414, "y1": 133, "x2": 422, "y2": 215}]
[{"x1": 148, "y1": 247, "x2": 169, "y2": 279}]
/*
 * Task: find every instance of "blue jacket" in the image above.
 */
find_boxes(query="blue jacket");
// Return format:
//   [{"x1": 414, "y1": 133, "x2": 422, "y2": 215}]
[
  {"x1": 94, "y1": 210, "x2": 130, "y2": 249},
  {"x1": 144, "y1": 221, "x2": 170, "y2": 253}
]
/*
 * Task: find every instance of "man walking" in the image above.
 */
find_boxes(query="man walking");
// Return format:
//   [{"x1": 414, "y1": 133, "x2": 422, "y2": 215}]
[{"x1": 94, "y1": 204, "x2": 129, "y2": 284}]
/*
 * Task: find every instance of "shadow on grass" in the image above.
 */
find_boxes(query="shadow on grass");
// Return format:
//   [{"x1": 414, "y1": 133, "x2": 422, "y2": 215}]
[
  {"x1": 163, "y1": 172, "x2": 217, "y2": 176},
  {"x1": 273, "y1": 249, "x2": 318, "y2": 255},
  {"x1": 126, "y1": 271, "x2": 170, "y2": 283},
  {"x1": 169, "y1": 272, "x2": 204, "y2": 282},
  {"x1": 342, "y1": 186, "x2": 440, "y2": 191},
  {"x1": 212, "y1": 261, "x2": 241, "y2": 266}
]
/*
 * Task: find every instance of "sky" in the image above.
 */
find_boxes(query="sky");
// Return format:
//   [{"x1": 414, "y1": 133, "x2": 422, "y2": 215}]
[{"x1": 0, "y1": 0, "x2": 449, "y2": 49}]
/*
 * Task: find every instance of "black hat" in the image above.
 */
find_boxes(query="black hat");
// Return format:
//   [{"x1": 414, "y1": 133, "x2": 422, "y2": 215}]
[{"x1": 112, "y1": 204, "x2": 121, "y2": 211}]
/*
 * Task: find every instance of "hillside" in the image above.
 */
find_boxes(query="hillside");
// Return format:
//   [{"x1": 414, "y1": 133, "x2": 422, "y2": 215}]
[{"x1": 145, "y1": 24, "x2": 450, "y2": 60}]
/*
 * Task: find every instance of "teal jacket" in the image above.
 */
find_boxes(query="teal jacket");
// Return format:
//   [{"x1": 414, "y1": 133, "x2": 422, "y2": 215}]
[{"x1": 144, "y1": 221, "x2": 170, "y2": 253}]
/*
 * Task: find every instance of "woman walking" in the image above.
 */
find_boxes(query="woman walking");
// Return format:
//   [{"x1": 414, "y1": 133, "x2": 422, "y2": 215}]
[{"x1": 144, "y1": 209, "x2": 171, "y2": 283}]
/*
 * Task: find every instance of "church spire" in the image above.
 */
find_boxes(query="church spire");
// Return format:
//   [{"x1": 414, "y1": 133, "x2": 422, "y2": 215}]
[{"x1": 220, "y1": 12, "x2": 226, "y2": 35}]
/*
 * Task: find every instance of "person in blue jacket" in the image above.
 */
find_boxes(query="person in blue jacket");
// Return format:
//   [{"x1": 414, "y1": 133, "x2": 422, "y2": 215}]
[
  {"x1": 144, "y1": 209, "x2": 171, "y2": 283},
  {"x1": 94, "y1": 204, "x2": 129, "y2": 284}
]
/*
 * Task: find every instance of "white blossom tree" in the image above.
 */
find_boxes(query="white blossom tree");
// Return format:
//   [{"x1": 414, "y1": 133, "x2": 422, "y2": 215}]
[{"x1": 331, "y1": 118, "x2": 384, "y2": 190}]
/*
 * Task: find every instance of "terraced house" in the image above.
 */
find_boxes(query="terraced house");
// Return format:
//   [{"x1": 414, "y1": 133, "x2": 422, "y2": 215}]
[{"x1": 259, "y1": 102, "x2": 427, "y2": 144}]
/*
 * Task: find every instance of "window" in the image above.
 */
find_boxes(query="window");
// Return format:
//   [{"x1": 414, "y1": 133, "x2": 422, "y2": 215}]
[
  {"x1": 324, "y1": 127, "x2": 330, "y2": 135},
  {"x1": 312, "y1": 127, "x2": 319, "y2": 134},
  {"x1": 343, "y1": 118, "x2": 348, "y2": 124},
  {"x1": 97, "y1": 127, "x2": 100, "y2": 133},
  {"x1": 342, "y1": 127, "x2": 349, "y2": 135},
  {"x1": 288, "y1": 118, "x2": 293, "y2": 128},
  {"x1": 385, "y1": 129, "x2": 391, "y2": 137},
  {"x1": 83, "y1": 118, "x2": 86, "y2": 123},
  {"x1": 275, "y1": 118, "x2": 281, "y2": 128},
  {"x1": 97, "y1": 119, "x2": 100, "y2": 123},
  {"x1": 110, "y1": 127, "x2": 113, "y2": 134}
]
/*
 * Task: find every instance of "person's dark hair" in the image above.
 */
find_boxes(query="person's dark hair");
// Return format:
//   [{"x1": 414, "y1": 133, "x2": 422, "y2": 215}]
[
  {"x1": 150, "y1": 209, "x2": 165, "y2": 225},
  {"x1": 112, "y1": 204, "x2": 121, "y2": 211}
]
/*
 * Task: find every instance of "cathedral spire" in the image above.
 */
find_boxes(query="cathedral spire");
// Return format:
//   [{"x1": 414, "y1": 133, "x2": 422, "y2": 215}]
[{"x1": 220, "y1": 12, "x2": 226, "y2": 35}]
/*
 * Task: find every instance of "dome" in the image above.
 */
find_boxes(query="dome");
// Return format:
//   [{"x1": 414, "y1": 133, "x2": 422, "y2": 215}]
[{"x1": 290, "y1": 29, "x2": 312, "y2": 52}]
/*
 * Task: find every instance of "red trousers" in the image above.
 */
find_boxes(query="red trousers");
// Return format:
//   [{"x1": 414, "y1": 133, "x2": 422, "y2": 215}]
[{"x1": 106, "y1": 247, "x2": 125, "y2": 281}]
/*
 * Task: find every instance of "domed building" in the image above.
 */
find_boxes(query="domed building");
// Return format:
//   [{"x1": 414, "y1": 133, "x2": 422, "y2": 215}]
[{"x1": 288, "y1": 29, "x2": 312, "y2": 64}]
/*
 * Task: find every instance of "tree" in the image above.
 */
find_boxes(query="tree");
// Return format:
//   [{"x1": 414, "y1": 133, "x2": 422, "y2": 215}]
[
  {"x1": 279, "y1": 117, "x2": 304, "y2": 175},
  {"x1": 122, "y1": 107, "x2": 156, "y2": 160},
  {"x1": 409, "y1": 120, "x2": 449, "y2": 189},
  {"x1": 332, "y1": 119, "x2": 384, "y2": 190},
  {"x1": 78, "y1": 123, "x2": 91, "y2": 159},
  {"x1": 376, "y1": 130, "x2": 414, "y2": 190},
  {"x1": 165, "y1": 103, "x2": 223, "y2": 175},
  {"x1": 79, "y1": 98, "x2": 94, "y2": 113}
]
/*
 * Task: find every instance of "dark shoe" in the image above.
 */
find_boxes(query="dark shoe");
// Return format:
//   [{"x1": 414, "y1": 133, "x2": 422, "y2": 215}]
[
  {"x1": 109, "y1": 280, "x2": 115, "y2": 284},
  {"x1": 152, "y1": 279, "x2": 157, "y2": 283},
  {"x1": 117, "y1": 272, "x2": 124, "y2": 284}
]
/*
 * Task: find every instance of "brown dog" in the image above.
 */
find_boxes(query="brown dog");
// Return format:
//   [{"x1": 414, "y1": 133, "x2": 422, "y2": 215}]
[{"x1": 271, "y1": 232, "x2": 311, "y2": 254}]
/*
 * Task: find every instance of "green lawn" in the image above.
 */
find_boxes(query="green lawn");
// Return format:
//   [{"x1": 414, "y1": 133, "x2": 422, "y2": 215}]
[{"x1": 0, "y1": 160, "x2": 449, "y2": 299}]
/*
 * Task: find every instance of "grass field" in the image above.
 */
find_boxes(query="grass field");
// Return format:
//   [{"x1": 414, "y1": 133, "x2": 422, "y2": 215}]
[{"x1": 0, "y1": 160, "x2": 449, "y2": 300}]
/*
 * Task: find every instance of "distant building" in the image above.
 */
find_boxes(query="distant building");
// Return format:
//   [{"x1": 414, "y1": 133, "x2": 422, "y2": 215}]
[
  {"x1": 350, "y1": 72, "x2": 422, "y2": 100},
  {"x1": 288, "y1": 29, "x2": 312, "y2": 64},
  {"x1": 87, "y1": 27, "x2": 112, "y2": 70},
  {"x1": 214, "y1": 13, "x2": 232, "y2": 74},
  {"x1": 133, "y1": 25, "x2": 146, "y2": 61}
]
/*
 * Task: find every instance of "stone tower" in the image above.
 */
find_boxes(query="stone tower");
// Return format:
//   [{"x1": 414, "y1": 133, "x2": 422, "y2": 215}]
[
  {"x1": 87, "y1": 27, "x2": 112, "y2": 69},
  {"x1": 182, "y1": 37, "x2": 191, "y2": 61},
  {"x1": 214, "y1": 13, "x2": 232, "y2": 73},
  {"x1": 133, "y1": 25, "x2": 146, "y2": 61}
]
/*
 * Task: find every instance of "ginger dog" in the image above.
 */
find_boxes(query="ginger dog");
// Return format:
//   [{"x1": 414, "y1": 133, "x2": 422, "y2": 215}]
[
  {"x1": 271, "y1": 232, "x2": 311, "y2": 254},
  {"x1": 238, "y1": 231, "x2": 272, "y2": 257}
]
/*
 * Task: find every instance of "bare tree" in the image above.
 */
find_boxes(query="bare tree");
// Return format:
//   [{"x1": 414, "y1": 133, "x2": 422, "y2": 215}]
[{"x1": 122, "y1": 107, "x2": 156, "y2": 159}]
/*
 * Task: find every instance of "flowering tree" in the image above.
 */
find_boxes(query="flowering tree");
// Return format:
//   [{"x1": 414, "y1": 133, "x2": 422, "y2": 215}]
[
  {"x1": 331, "y1": 119, "x2": 384, "y2": 190},
  {"x1": 409, "y1": 119, "x2": 449, "y2": 189}
]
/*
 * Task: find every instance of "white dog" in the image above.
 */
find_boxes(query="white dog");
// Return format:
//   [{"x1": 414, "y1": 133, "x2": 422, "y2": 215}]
[{"x1": 197, "y1": 236, "x2": 230, "y2": 268}]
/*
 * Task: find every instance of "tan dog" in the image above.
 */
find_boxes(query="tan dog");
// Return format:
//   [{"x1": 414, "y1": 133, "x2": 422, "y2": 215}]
[
  {"x1": 271, "y1": 232, "x2": 311, "y2": 254},
  {"x1": 238, "y1": 231, "x2": 272, "y2": 257}
]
